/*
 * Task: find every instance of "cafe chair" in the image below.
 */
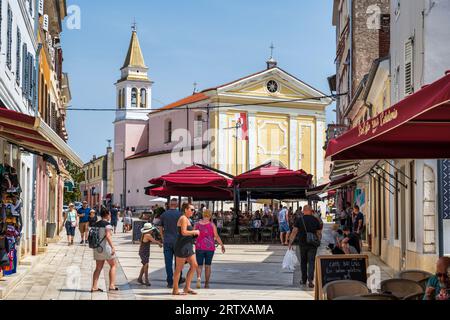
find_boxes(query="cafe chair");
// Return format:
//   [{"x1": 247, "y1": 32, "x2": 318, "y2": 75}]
[
  {"x1": 323, "y1": 280, "x2": 369, "y2": 300},
  {"x1": 333, "y1": 293, "x2": 398, "y2": 300},
  {"x1": 403, "y1": 292, "x2": 425, "y2": 300},
  {"x1": 418, "y1": 277, "x2": 430, "y2": 291},
  {"x1": 236, "y1": 226, "x2": 252, "y2": 244},
  {"x1": 395, "y1": 270, "x2": 432, "y2": 282},
  {"x1": 380, "y1": 279, "x2": 424, "y2": 299},
  {"x1": 260, "y1": 227, "x2": 273, "y2": 243},
  {"x1": 220, "y1": 226, "x2": 234, "y2": 244}
]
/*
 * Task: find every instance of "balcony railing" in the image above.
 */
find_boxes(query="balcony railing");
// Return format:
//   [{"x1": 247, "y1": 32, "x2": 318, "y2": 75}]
[{"x1": 324, "y1": 124, "x2": 349, "y2": 150}]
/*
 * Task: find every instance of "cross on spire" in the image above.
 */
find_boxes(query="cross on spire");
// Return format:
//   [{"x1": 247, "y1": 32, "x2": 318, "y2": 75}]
[
  {"x1": 270, "y1": 42, "x2": 275, "y2": 58},
  {"x1": 193, "y1": 82, "x2": 198, "y2": 94},
  {"x1": 266, "y1": 42, "x2": 278, "y2": 69},
  {"x1": 132, "y1": 18, "x2": 137, "y2": 32}
]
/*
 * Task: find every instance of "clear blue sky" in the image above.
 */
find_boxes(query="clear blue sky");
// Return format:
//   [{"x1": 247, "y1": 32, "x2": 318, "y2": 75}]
[{"x1": 62, "y1": 0, "x2": 336, "y2": 162}]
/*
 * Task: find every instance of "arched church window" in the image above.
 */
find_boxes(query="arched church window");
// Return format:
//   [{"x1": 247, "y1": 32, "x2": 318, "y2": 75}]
[
  {"x1": 131, "y1": 88, "x2": 138, "y2": 108},
  {"x1": 118, "y1": 89, "x2": 122, "y2": 108},
  {"x1": 140, "y1": 88, "x2": 147, "y2": 108},
  {"x1": 165, "y1": 120, "x2": 172, "y2": 143},
  {"x1": 121, "y1": 89, "x2": 126, "y2": 108}
]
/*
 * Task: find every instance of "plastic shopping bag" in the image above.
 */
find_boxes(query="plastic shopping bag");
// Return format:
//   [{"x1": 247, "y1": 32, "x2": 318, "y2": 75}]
[{"x1": 282, "y1": 249, "x2": 299, "y2": 272}]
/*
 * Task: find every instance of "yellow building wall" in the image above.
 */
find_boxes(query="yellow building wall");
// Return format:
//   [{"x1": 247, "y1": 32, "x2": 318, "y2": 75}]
[
  {"x1": 255, "y1": 114, "x2": 289, "y2": 168},
  {"x1": 298, "y1": 117, "x2": 315, "y2": 176}
]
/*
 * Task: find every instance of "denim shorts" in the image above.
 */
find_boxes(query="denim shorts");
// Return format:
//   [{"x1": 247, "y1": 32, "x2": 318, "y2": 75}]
[
  {"x1": 65, "y1": 221, "x2": 75, "y2": 236},
  {"x1": 279, "y1": 222, "x2": 290, "y2": 233},
  {"x1": 196, "y1": 250, "x2": 215, "y2": 266}
]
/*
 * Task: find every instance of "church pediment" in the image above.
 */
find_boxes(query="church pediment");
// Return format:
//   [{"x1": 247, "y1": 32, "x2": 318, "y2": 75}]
[{"x1": 216, "y1": 67, "x2": 329, "y2": 103}]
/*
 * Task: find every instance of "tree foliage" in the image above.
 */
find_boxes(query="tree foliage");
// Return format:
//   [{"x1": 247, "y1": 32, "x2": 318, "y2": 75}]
[{"x1": 63, "y1": 160, "x2": 85, "y2": 205}]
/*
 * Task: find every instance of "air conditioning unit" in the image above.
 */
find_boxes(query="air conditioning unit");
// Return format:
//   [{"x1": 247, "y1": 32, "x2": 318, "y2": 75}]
[
  {"x1": 43, "y1": 14, "x2": 49, "y2": 31},
  {"x1": 39, "y1": 0, "x2": 44, "y2": 16}
]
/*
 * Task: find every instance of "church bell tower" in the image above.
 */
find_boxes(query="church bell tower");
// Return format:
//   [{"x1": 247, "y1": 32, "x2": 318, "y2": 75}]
[{"x1": 113, "y1": 26, "x2": 152, "y2": 208}]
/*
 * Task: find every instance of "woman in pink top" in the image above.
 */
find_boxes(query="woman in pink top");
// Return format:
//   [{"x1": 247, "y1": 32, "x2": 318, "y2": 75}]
[{"x1": 194, "y1": 209, "x2": 225, "y2": 289}]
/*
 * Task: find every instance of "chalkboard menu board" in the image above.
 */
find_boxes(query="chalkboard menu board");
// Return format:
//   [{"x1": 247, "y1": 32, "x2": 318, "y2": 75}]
[
  {"x1": 315, "y1": 255, "x2": 369, "y2": 300},
  {"x1": 132, "y1": 220, "x2": 147, "y2": 244}
]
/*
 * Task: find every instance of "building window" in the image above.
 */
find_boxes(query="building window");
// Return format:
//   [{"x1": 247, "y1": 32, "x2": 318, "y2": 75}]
[
  {"x1": 6, "y1": 4, "x2": 12, "y2": 70},
  {"x1": 409, "y1": 161, "x2": 416, "y2": 242},
  {"x1": 140, "y1": 88, "x2": 147, "y2": 108},
  {"x1": 131, "y1": 88, "x2": 138, "y2": 108},
  {"x1": 404, "y1": 38, "x2": 414, "y2": 95},
  {"x1": 118, "y1": 89, "x2": 122, "y2": 108},
  {"x1": 122, "y1": 89, "x2": 126, "y2": 108},
  {"x1": 194, "y1": 114, "x2": 203, "y2": 138},
  {"x1": 16, "y1": 28, "x2": 21, "y2": 85},
  {"x1": 165, "y1": 120, "x2": 172, "y2": 143}
]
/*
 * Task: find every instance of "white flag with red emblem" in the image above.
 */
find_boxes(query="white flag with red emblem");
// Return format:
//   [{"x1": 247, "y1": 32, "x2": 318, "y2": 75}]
[{"x1": 235, "y1": 113, "x2": 249, "y2": 141}]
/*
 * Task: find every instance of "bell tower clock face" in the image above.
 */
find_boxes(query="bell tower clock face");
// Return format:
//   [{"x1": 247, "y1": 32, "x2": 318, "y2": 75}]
[{"x1": 267, "y1": 80, "x2": 279, "y2": 93}]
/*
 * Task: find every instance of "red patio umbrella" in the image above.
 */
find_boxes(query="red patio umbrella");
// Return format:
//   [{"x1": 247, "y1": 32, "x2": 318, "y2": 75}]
[
  {"x1": 147, "y1": 186, "x2": 233, "y2": 201},
  {"x1": 149, "y1": 164, "x2": 232, "y2": 188},
  {"x1": 234, "y1": 162, "x2": 313, "y2": 189}
]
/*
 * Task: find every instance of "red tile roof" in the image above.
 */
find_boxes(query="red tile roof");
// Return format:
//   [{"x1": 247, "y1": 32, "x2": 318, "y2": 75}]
[{"x1": 153, "y1": 92, "x2": 209, "y2": 113}]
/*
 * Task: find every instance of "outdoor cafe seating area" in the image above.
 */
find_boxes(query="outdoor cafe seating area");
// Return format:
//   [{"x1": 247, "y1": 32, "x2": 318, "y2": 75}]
[
  {"x1": 322, "y1": 269, "x2": 432, "y2": 300},
  {"x1": 145, "y1": 161, "x2": 315, "y2": 244}
]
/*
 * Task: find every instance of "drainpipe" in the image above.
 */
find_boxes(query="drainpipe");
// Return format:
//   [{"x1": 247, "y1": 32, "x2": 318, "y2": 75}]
[
  {"x1": 437, "y1": 160, "x2": 444, "y2": 257},
  {"x1": 31, "y1": 25, "x2": 43, "y2": 256}
]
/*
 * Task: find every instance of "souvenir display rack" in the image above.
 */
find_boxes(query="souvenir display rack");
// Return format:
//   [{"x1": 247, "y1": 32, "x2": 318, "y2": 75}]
[{"x1": 0, "y1": 164, "x2": 23, "y2": 277}]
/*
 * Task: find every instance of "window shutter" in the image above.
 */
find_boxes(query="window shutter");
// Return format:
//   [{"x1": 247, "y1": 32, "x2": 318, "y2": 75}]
[
  {"x1": 16, "y1": 28, "x2": 21, "y2": 85},
  {"x1": 0, "y1": 0, "x2": 3, "y2": 49},
  {"x1": 28, "y1": 53, "x2": 34, "y2": 101},
  {"x1": 6, "y1": 5, "x2": 12, "y2": 70},
  {"x1": 22, "y1": 43, "x2": 28, "y2": 95},
  {"x1": 404, "y1": 39, "x2": 414, "y2": 95}
]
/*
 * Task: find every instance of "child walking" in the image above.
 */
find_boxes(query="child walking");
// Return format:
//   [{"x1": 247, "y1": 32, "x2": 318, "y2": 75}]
[{"x1": 138, "y1": 223, "x2": 162, "y2": 286}]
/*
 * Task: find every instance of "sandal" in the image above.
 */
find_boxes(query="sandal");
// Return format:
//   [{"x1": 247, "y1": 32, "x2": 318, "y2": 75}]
[
  {"x1": 184, "y1": 289, "x2": 198, "y2": 295},
  {"x1": 172, "y1": 291, "x2": 187, "y2": 296},
  {"x1": 109, "y1": 287, "x2": 119, "y2": 291},
  {"x1": 91, "y1": 288, "x2": 104, "y2": 293}
]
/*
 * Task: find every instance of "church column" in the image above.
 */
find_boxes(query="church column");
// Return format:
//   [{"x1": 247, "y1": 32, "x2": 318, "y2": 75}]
[
  {"x1": 248, "y1": 112, "x2": 257, "y2": 171},
  {"x1": 316, "y1": 116, "x2": 326, "y2": 184},
  {"x1": 289, "y1": 114, "x2": 298, "y2": 170},
  {"x1": 218, "y1": 111, "x2": 227, "y2": 172}
]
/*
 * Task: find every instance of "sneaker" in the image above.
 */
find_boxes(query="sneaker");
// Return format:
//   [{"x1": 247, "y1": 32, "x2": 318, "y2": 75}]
[
  {"x1": 300, "y1": 280, "x2": 307, "y2": 286},
  {"x1": 80, "y1": 240, "x2": 84, "y2": 245},
  {"x1": 167, "y1": 284, "x2": 173, "y2": 289},
  {"x1": 196, "y1": 278, "x2": 201, "y2": 289},
  {"x1": 179, "y1": 277, "x2": 186, "y2": 285},
  {"x1": 308, "y1": 282, "x2": 315, "y2": 289}
]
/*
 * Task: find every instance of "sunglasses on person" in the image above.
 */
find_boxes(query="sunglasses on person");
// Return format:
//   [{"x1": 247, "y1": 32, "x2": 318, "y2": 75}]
[{"x1": 436, "y1": 272, "x2": 449, "y2": 278}]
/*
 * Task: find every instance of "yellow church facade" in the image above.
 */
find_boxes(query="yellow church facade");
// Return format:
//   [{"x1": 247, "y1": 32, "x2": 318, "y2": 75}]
[{"x1": 206, "y1": 66, "x2": 332, "y2": 184}]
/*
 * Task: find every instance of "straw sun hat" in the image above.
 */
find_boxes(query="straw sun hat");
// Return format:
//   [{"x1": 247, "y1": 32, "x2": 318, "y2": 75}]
[{"x1": 141, "y1": 223, "x2": 157, "y2": 234}]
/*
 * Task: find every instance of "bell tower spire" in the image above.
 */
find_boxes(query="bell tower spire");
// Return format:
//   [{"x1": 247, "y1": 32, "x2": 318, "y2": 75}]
[{"x1": 115, "y1": 25, "x2": 153, "y2": 122}]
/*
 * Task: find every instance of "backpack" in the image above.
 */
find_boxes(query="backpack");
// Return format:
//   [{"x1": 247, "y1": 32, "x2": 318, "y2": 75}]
[{"x1": 88, "y1": 226, "x2": 107, "y2": 252}]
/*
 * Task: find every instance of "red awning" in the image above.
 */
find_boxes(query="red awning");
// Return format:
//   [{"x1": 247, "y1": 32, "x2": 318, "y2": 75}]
[
  {"x1": 147, "y1": 186, "x2": 233, "y2": 201},
  {"x1": 0, "y1": 108, "x2": 83, "y2": 167},
  {"x1": 306, "y1": 174, "x2": 357, "y2": 196},
  {"x1": 234, "y1": 163, "x2": 313, "y2": 189},
  {"x1": 326, "y1": 71, "x2": 450, "y2": 160},
  {"x1": 149, "y1": 164, "x2": 232, "y2": 188}
]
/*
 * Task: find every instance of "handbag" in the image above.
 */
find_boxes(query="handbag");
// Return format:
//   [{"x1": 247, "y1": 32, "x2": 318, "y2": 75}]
[
  {"x1": 0, "y1": 249, "x2": 10, "y2": 267},
  {"x1": 300, "y1": 215, "x2": 321, "y2": 248}
]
